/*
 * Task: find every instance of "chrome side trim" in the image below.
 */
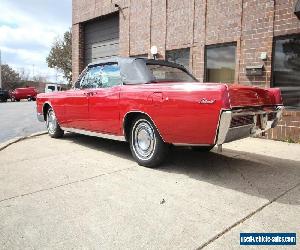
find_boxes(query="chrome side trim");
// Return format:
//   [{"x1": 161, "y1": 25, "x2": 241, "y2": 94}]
[
  {"x1": 215, "y1": 111, "x2": 232, "y2": 144},
  {"x1": 61, "y1": 127, "x2": 126, "y2": 142},
  {"x1": 172, "y1": 143, "x2": 212, "y2": 146},
  {"x1": 37, "y1": 112, "x2": 45, "y2": 122}
]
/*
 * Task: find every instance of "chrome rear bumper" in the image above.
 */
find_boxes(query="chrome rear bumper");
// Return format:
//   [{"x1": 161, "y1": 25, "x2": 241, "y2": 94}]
[{"x1": 216, "y1": 106, "x2": 284, "y2": 145}]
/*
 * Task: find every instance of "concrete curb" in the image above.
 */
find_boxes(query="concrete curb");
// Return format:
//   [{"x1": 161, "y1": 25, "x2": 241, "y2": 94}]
[{"x1": 0, "y1": 131, "x2": 47, "y2": 151}]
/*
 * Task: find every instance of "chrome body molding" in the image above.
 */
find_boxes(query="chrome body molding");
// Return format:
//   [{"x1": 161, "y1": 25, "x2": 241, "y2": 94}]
[
  {"x1": 216, "y1": 106, "x2": 284, "y2": 145},
  {"x1": 37, "y1": 112, "x2": 45, "y2": 122},
  {"x1": 61, "y1": 127, "x2": 126, "y2": 142},
  {"x1": 172, "y1": 143, "x2": 212, "y2": 146}
]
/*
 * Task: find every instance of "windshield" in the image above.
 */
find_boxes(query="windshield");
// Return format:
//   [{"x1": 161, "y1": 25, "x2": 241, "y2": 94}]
[{"x1": 146, "y1": 64, "x2": 197, "y2": 82}]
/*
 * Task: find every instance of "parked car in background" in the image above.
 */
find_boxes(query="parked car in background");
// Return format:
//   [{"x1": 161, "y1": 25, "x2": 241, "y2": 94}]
[
  {"x1": 0, "y1": 88, "x2": 10, "y2": 102},
  {"x1": 36, "y1": 57, "x2": 284, "y2": 167},
  {"x1": 11, "y1": 87, "x2": 38, "y2": 102},
  {"x1": 45, "y1": 84, "x2": 67, "y2": 93}
]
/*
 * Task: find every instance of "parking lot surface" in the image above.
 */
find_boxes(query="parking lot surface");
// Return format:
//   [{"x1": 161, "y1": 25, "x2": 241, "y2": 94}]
[
  {"x1": 0, "y1": 134, "x2": 299, "y2": 249},
  {"x1": 0, "y1": 101, "x2": 46, "y2": 143}
]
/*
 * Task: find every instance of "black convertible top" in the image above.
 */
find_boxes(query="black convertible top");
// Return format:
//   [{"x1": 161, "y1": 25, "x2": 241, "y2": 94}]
[{"x1": 86, "y1": 56, "x2": 190, "y2": 84}]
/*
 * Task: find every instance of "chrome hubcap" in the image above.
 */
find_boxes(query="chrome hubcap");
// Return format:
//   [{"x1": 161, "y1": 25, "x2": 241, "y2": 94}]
[
  {"x1": 47, "y1": 110, "x2": 56, "y2": 134},
  {"x1": 133, "y1": 120, "x2": 156, "y2": 160}
]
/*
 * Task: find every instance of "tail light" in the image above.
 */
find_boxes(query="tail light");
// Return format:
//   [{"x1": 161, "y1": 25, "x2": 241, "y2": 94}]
[
  {"x1": 221, "y1": 85, "x2": 231, "y2": 109},
  {"x1": 267, "y1": 88, "x2": 283, "y2": 105}
]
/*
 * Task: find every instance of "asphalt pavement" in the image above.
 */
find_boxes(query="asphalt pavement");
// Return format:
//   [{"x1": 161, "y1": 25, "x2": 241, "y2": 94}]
[
  {"x1": 0, "y1": 134, "x2": 299, "y2": 249},
  {"x1": 0, "y1": 101, "x2": 46, "y2": 143}
]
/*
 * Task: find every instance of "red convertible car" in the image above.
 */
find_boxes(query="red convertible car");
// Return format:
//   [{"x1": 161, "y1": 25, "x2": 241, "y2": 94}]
[{"x1": 36, "y1": 57, "x2": 283, "y2": 167}]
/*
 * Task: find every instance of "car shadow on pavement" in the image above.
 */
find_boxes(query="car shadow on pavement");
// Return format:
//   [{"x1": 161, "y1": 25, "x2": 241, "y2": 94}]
[
  {"x1": 64, "y1": 133, "x2": 132, "y2": 160},
  {"x1": 64, "y1": 133, "x2": 300, "y2": 205},
  {"x1": 162, "y1": 148, "x2": 300, "y2": 205}
]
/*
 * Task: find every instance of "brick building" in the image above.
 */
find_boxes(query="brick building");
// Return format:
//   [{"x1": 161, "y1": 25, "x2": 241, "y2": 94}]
[{"x1": 72, "y1": 0, "x2": 300, "y2": 142}]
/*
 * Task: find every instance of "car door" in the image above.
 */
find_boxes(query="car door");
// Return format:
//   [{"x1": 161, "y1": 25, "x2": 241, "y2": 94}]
[
  {"x1": 88, "y1": 63, "x2": 122, "y2": 134},
  {"x1": 63, "y1": 68, "x2": 93, "y2": 130}
]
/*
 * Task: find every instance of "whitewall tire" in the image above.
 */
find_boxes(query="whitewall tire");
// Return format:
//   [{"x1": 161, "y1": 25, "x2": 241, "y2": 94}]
[
  {"x1": 129, "y1": 116, "x2": 169, "y2": 167},
  {"x1": 46, "y1": 108, "x2": 64, "y2": 138}
]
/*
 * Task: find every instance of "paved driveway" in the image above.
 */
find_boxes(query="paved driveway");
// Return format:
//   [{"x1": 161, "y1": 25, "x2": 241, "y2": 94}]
[
  {"x1": 0, "y1": 101, "x2": 46, "y2": 143},
  {"x1": 0, "y1": 135, "x2": 299, "y2": 249}
]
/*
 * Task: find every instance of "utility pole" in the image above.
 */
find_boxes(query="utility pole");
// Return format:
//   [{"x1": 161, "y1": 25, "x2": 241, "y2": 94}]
[
  {"x1": 32, "y1": 64, "x2": 35, "y2": 80},
  {"x1": 0, "y1": 49, "x2": 2, "y2": 89}
]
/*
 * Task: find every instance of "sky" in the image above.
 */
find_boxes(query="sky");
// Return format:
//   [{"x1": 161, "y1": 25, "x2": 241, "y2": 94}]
[{"x1": 0, "y1": 0, "x2": 72, "y2": 83}]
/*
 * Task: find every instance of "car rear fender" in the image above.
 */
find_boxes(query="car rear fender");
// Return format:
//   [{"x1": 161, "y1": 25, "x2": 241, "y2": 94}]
[{"x1": 123, "y1": 111, "x2": 165, "y2": 142}]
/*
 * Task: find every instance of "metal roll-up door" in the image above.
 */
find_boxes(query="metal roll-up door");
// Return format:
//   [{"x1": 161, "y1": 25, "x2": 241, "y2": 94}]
[{"x1": 84, "y1": 14, "x2": 119, "y2": 65}]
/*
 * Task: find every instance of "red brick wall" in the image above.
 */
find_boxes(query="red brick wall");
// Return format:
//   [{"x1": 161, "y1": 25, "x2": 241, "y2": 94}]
[
  {"x1": 151, "y1": 0, "x2": 167, "y2": 59},
  {"x1": 129, "y1": 0, "x2": 151, "y2": 56},
  {"x1": 72, "y1": 0, "x2": 300, "y2": 142},
  {"x1": 265, "y1": 111, "x2": 300, "y2": 142},
  {"x1": 72, "y1": 23, "x2": 85, "y2": 82},
  {"x1": 239, "y1": 0, "x2": 275, "y2": 87},
  {"x1": 274, "y1": 0, "x2": 300, "y2": 36},
  {"x1": 166, "y1": 0, "x2": 194, "y2": 50}
]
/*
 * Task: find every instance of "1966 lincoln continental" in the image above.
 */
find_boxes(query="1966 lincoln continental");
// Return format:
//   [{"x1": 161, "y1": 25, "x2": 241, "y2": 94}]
[{"x1": 36, "y1": 57, "x2": 283, "y2": 167}]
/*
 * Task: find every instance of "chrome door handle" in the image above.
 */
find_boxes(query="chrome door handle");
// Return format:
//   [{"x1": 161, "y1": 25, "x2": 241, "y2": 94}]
[{"x1": 84, "y1": 92, "x2": 94, "y2": 96}]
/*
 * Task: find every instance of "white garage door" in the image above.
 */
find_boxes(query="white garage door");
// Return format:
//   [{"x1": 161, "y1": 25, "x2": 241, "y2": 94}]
[{"x1": 84, "y1": 14, "x2": 119, "y2": 65}]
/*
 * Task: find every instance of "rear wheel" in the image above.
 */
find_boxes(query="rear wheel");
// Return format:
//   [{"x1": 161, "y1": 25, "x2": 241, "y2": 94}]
[
  {"x1": 46, "y1": 108, "x2": 64, "y2": 138},
  {"x1": 16, "y1": 99, "x2": 20, "y2": 102},
  {"x1": 129, "y1": 116, "x2": 169, "y2": 167}
]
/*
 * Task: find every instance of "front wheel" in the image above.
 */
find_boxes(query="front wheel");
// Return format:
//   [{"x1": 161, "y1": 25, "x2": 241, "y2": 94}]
[
  {"x1": 46, "y1": 108, "x2": 64, "y2": 138},
  {"x1": 129, "y1": 116, "x2": 169, "y2": 168}
]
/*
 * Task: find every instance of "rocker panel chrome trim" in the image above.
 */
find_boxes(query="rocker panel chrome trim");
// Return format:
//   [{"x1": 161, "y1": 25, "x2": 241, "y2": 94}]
[
  {"x1": 61, "y1": 127, "x2": 126, "y2": 142},
  {"x1": 172, "y1": 143, "x2": 212, "y2": 146}
]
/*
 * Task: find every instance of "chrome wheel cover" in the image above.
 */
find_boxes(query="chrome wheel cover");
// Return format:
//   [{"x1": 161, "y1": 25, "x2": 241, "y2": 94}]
[
  {"x1": 47, "y1": 110, "x2": 56, "y2": 134},
  {"x1": 132, "y1": 120, "x2": 156, "y2": 160}
]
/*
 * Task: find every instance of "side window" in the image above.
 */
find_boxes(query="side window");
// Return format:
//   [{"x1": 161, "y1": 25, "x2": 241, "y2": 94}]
[
  {"x1": 80, "y1": 66, "x2": 102, "y2": 89},
  {"x1": 80, "y1": 64, "x2": 122, "y2": 89},
  {"x1": 101, "y1": 64, "x2": 122, "y2": 88}
]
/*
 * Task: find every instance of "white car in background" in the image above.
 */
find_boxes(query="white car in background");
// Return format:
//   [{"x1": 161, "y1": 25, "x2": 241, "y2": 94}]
[{"x1": 45, "y1": 84, "x2": 66, "y2": 93}]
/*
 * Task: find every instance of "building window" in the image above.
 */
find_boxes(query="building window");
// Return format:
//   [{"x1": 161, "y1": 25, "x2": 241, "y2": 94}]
[
  {"x1": 166, "y1": 48, "x2": 190, "y2": 70},
  {"x1": 273, "y1": 35, "x2": 300, "y2": 109},
  {"x1": 205, "y1": 43, "x2": 236, "y2": 83}
]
